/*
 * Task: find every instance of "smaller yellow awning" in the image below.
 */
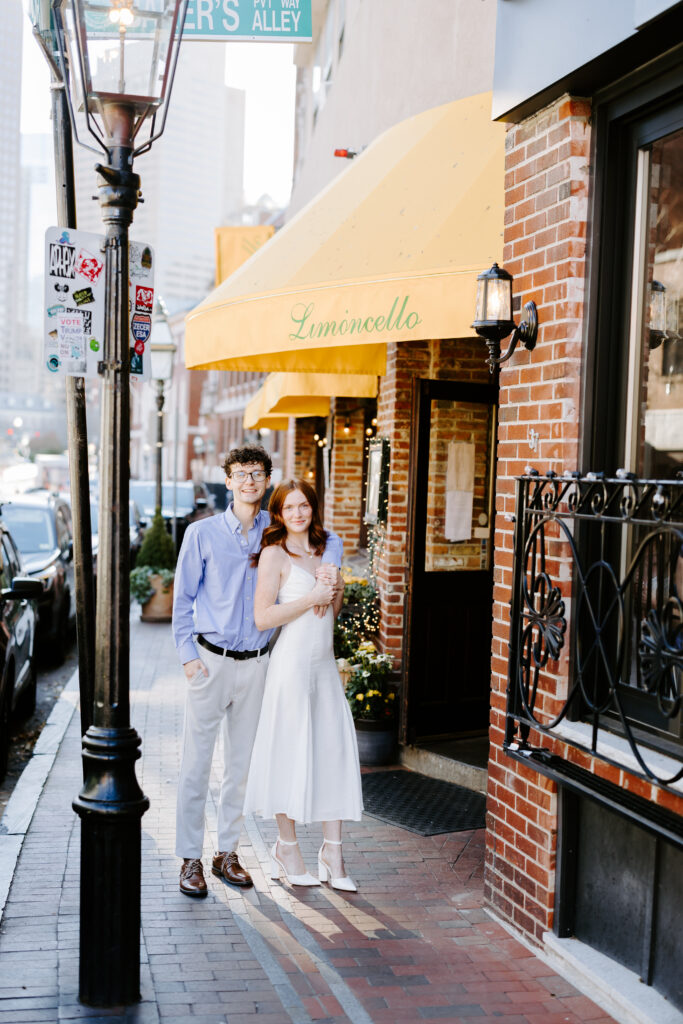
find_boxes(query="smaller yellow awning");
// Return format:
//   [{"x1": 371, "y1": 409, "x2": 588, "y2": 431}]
[
  {"x1": 246, "y1": 413, "x2": 291, "y2": 432},
  {"x1": 243, "y1": 372, "x2": 378, "y2": 429}
]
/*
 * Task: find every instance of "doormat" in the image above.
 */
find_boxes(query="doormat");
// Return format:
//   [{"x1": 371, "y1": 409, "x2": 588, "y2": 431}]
[{"x1": 361, "y1": 769, "x2": 486, "y2": 836}]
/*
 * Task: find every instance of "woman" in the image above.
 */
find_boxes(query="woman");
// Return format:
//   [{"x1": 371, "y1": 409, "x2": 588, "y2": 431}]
[{"x1": 244, "y1": 479, "x2": 363, "y2": 891}]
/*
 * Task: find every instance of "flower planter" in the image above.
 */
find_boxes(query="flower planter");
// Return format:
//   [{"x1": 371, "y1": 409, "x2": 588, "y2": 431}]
[
  {"x1": 354, "y1": 718, "x2": 396, "y2": 766},
  {"x1": 140, "y1": 574, "x2": 174, "y2": 623}
]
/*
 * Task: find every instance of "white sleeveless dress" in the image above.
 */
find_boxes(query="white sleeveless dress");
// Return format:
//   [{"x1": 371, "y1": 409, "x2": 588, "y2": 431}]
[{"x1": 243, "y1": 559, "x2": 363, "y2": 824}]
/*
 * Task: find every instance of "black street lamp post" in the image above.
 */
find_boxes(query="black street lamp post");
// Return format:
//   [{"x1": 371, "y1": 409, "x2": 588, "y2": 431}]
[
  {"x1": 52, "y1": 0, "x2": 187, "y2": 1006},
  {"x1": 28, "y1": 1, "x2": 96, "y2": 745},
  {"x1": 150, "y1": 313, "x2": 176, "y2": 514}
]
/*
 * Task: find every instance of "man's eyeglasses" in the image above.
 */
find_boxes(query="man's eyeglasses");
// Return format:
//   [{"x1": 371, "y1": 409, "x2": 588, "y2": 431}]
[{"x1": 230, "y1": 470, "x2": 267, "y2": 482}]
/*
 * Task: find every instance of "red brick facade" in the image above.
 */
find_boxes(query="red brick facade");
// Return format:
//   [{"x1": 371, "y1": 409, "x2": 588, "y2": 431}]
[
  {"x1": 484, "y1": 94, "x2": 683, "y2": 944},
  {"x1": 326, "y1": 398, "x2": 367, "y2": 554}
]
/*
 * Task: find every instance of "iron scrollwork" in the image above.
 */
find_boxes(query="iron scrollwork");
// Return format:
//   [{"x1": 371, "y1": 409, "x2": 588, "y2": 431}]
[{"x1": 506, "y1": 471, "x2": 683, "y2": 787}]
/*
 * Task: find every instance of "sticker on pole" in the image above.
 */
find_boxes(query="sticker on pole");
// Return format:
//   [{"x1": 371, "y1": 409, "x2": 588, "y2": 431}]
[
  {"x1": 131, "y1": 313, "x2": 152, "y2": 343},
  {"x1": 44, "y1": 229, "x2": 154, "y2": 381}
]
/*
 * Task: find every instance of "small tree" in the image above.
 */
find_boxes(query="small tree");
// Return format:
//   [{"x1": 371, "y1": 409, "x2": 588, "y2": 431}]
[{"x1": 130, "y1": 513, "x2": 176, "y2": 604}]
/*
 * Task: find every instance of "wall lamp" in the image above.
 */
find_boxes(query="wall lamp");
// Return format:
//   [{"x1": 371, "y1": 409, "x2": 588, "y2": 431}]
[{"x1": 472, "y1": 263, "x2": 538, "y2": 372}]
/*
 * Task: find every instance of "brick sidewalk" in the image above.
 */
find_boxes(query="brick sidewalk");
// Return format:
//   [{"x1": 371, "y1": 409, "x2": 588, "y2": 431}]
[{"x1": 0, "y1": 616, "x2": 615, "y2": 1024}]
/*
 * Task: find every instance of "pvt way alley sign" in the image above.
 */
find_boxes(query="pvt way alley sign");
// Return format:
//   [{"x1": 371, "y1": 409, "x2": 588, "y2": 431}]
[{"x1": 183, "y1": 0, "x2": 312, "y2": 41}]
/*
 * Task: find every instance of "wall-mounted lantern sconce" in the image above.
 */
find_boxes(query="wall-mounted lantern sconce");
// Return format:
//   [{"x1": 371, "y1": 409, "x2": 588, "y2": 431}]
[
  {"x1": 649, "y1": 280, "x2": 666, "y2": 350},
  {"x1": 343, "y1": 418, "x2": 351, "y2": 435},
  {"x1": 472, "y1": 263, "x2": 538, "y2": 372}
]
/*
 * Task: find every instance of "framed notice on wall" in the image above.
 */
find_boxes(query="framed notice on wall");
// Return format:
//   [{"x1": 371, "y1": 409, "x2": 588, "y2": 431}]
[{"x1": 364, "y1": 437, "x2": 390, "y2": 525}]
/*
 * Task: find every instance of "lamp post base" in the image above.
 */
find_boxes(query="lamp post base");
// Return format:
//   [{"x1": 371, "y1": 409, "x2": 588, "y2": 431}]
[{"x1": 73, "y1": 726, "x2": 149, "y2": 1007}]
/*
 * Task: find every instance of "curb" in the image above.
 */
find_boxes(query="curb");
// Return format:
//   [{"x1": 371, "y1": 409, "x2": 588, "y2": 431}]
[{"x1": 0, "y1": 668, "x2": 79, "y2": 923}]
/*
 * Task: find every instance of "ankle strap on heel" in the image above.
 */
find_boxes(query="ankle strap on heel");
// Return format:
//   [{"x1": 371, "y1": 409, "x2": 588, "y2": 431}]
[
  {"x1": 277, "y1": 837, "x2": 300, "y2": 846},
  {"x1": 322, "y1": 838, "x2": 342, "y2": 845}
]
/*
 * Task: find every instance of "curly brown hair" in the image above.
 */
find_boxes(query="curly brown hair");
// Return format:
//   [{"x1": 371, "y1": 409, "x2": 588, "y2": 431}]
[
  {"x1": 252, "y1": 478, "x2": 327, "y2": 565},
  {"x1": 222, "y1": 445, "x2": 272, "y2": 477}
]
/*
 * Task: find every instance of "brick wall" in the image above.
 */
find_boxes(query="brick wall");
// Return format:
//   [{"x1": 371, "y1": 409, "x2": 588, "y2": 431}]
[
  {"x1": 290, "y1": 417, "x2": 318, "y2": 480},
  {"x1": 483, "y1": 93, "x2": 683, "y2": 946},
  {"x1": 326, "y1": 398, "x2": 367, "y2": 554}
]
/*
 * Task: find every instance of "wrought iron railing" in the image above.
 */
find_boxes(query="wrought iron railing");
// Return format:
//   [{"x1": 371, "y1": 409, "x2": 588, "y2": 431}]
[{"x1": 506, "y1": 470, "x2": 683, "y2": 788}]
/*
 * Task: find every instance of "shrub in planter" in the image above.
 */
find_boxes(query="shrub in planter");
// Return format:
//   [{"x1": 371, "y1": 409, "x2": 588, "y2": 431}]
[{"x1": 130, "y1": 512, "x2": 176, "y2": 619}]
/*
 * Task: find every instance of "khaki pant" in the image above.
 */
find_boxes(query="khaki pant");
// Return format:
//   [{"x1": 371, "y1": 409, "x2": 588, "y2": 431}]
[{"x1": 175, "y1": 646, "x2": 268, "y2": 859}]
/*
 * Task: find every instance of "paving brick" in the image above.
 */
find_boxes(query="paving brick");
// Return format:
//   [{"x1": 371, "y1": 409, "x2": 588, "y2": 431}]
[{"x1": 0, "y1": 616, "x2": 618, "y2": 1024}]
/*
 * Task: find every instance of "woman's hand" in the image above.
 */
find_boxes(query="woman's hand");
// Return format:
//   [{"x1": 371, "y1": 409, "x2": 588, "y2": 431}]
[{"x1": 309, "y1": 576, "x2": 335, "y2": 608}]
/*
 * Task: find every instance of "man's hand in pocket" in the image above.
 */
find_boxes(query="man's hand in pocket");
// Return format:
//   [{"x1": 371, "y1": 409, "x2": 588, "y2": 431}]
[{"x1": 183, "y1": 658, "x2": 208, "y2": 681}]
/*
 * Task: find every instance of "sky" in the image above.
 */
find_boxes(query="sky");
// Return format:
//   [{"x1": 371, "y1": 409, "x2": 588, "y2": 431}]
[{"x1": 20, "y1": 21, "x2": 298, "y2": 208}]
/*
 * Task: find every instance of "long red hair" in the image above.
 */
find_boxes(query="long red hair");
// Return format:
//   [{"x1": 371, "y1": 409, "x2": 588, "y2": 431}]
[{"x1": 253, "y1": 478, "x2": 327, "y2": 565}]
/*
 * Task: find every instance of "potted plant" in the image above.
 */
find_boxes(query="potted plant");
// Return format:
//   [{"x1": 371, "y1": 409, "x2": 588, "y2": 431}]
[
  {"x1": 343, "y1": 640, "x2": 397, "y2": 766},
  {"x1": 129, "y1": 512, "x2": 176, "y2": 622}
]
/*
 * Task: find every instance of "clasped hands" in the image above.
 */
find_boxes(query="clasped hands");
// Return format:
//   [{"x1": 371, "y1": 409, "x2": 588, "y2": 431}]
[{"x1": 312, "y1": 563, "x2": 343, "y2": 618}]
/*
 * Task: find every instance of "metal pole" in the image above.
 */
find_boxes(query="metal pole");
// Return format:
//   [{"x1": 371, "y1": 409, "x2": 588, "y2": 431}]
[
  {"x1": 155, "y1": 379, "x2": 164, "y2": 514},
  {"x1": 50, "y1": 75, "x2": 96, "y2": 740},
  {"x1": 72, "y1": 104, "x2": 148, "y2": 1008},
  {"x1": 172, "y1": 384, "x2": 179, "y2": 552}
]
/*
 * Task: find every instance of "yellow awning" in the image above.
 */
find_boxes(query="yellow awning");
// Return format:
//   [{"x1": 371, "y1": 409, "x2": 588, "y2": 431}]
[
  {"x1": 243, "y1": 372, "x2": 378, "y2": 428},
  {"x1": 246, "y1": 413, "x2": 291, "y2": 432},
  {"x1": 214, "y1": 226, "x2": 275, "y2": 286},
  {"x1": 185, "y1": 91, "x2": 504, "y2": 374}
]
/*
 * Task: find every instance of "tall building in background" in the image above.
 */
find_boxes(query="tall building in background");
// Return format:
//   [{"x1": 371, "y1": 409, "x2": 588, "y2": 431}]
[
  {"x1": 0, "y1": 0, "x2": 23, "y2": 393},
  {"x1": 17, "y1": 134, "x2": 56, "y2": 397},
  {"x1": 74, "y1": 43, "x2": 245, "y2": 314}
]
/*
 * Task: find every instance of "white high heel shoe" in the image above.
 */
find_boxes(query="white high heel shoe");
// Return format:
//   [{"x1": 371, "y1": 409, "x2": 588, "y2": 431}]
[
  {"x1": 318, "y1": 839, "x2": 357, "y2": 892},
  {"x1": 270, "y1": 838, "x2": 320, "y2": 886}
]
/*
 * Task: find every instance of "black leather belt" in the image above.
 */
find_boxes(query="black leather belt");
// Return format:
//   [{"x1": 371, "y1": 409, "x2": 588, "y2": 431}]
[{"x1": 197, "y1": 634, "x2": 268, "y2": 660}]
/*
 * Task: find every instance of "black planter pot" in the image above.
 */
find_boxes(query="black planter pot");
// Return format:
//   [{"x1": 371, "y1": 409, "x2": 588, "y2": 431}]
[{"x1": 354, "y1": 718, "x2": 397, "y2": 766}]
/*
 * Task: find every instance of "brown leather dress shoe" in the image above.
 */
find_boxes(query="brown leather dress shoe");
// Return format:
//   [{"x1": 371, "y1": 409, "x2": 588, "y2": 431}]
[
  {"x1": 212, "y1": 851, "x2": 253, "y2": 888},
  {"x1": 179, "y1": 858, "x2": 208, "y2": 897}
]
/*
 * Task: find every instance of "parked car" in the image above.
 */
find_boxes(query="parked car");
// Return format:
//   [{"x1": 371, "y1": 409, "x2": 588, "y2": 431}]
[
  {"x1": 0, "y1": 492, "x2": 76, "y2": 665},
  {"x1": 90, "y1": 499, "x2": 145, "y2": 571},
  {"x1": 0, "y1": 518, "x2": 43, "y2": 781},
  {"x1": 129, "y1": 480, "x2": 213, "y2": 550}
]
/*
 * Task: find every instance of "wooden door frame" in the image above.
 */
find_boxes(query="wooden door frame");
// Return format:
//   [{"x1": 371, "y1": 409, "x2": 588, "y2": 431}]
[{"x1": 401, "y1": 376, "x2": 499, "y2": 746}]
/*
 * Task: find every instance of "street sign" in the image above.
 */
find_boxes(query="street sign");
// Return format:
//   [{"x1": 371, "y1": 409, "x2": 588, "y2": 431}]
[
  {"x1": 182, "y1": 0, "x2": 312, "y2": 41},
  {"x1": 44, "y1": 228, "x2": 155, "y2": 381}
]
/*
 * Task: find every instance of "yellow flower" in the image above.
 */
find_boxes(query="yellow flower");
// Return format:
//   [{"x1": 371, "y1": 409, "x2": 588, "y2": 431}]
[
  {"x1": 365, "y1": 704, "x2": 371, "y2": 712},
  {"x1": 356, "y1": 693, "x2": 364, "y2": 701},
  {"x1": 388, "y1": 693, "x2": 395, "y2": 700}
]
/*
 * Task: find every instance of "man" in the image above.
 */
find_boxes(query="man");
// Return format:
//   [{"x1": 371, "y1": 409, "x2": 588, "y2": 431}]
[{"x1": 172, "y1": 445, "x2": 342, "y2": 897}]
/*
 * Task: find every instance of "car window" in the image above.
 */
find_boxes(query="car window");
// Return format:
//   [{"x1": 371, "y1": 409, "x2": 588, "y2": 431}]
[
  {"x1": 1, "y1": 506, "x2": 55, "y2": 555},
  {"x1": 1, "y1": 534, "x2": 20, "y2": 580},
  {"x1": 129, "y1": 482, "x2": 195, "y2": 515},
  {"x1": 0, "y1": 538, "x2": 8, "y2": 591}
]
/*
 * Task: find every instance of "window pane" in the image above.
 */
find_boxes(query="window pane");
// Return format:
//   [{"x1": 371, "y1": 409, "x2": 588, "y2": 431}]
[{"x1": 638, "y1": 128, "x2": 683, "y2": 477}]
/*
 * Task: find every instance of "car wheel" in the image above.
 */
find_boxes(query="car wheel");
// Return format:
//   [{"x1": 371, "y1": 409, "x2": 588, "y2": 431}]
[
  {"x1": 16, "y1": 658, "x2": 37, "y2": 719},
  {"x1": 0, "y1": 681, "x2": 12, "y2": 784}
]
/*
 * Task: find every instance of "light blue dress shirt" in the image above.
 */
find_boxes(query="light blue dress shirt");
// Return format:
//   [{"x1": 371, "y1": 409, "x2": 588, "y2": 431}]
[{"x1": 172, "y1": 503, "x2": 343, "y2": 665}]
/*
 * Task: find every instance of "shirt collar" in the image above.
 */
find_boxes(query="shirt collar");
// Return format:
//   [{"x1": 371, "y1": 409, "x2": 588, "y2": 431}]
[{"x1": 223, "y1": 502, "x2": 267, "y2": 534}]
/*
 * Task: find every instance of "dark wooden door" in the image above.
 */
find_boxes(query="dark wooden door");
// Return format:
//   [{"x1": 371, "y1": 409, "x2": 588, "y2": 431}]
[{"x1": 403, "y1": 379, "x2": 498, "y2": 742}]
